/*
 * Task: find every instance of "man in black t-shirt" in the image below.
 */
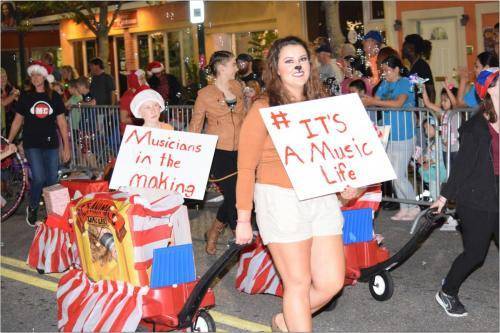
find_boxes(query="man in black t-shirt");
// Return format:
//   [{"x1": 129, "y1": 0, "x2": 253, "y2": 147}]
[
  {"x1": 236, "y1": 54, "x2": 264, "y2": 88},
  {"x1": 89, "y1": 58, "x2": 116, "y2": 105},
  {"x1": 403, "y1": 34, "x2": 436, "y2": 105}
]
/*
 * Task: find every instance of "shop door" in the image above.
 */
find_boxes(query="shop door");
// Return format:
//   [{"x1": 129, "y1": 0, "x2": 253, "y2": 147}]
[{"x1": 418, "y1": 18, "x2": 458, "y2": 80}]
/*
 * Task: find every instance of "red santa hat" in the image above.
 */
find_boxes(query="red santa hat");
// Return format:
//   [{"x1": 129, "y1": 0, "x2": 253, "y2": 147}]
[
  {"x1": 130, "y1": 88, "x2": 165, "y2": 118},
  {"x1": 27, "y1": 60, "x2": 53, "y2": 79},
  {"x1": 147, "y1": 61, "x2": 164, "y2": 75},
  {"x1": 127, "y1": 69, "x2": 146, "y2": 91}
]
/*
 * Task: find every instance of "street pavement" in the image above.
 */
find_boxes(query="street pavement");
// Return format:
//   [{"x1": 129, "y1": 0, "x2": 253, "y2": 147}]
[{"x1": 1, "y1": 203, "x2": 498, "y2": 332}]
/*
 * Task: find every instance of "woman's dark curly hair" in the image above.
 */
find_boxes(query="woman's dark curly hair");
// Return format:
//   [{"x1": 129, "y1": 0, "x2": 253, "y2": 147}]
[{"x1": 263, "y1": 36, "x2": 327, "y2": 106}]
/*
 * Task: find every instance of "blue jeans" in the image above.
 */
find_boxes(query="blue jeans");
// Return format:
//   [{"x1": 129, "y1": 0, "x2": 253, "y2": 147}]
[
  {"x1": 387, "y1": 139, "x2": 418, "y2": 210},
  {"x1": 25, "y1": 148, "x2": 59, "y2": 209}
]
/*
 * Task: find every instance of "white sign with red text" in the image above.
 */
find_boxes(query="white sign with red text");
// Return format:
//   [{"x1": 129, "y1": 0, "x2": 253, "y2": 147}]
[
  {"x1": 109, "y1": 125, "x2": 217, "y2": 200},
  {"x1": 259, "y1": 94, "x2": 396, "y2": 200}
]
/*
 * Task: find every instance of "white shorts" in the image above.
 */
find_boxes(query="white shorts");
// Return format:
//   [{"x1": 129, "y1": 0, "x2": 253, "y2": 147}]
[{"x1": 254, "y1": 184, "x2": 344, "y2": 245}]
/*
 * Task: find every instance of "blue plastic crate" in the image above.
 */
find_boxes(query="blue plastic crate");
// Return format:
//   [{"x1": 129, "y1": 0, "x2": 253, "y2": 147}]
[
  {"x1": 150, "y1": 244, "x2": 196, "y2": 288},
  {"x1": 342, "y1": 208, "x2": 373, "y2": 245}
]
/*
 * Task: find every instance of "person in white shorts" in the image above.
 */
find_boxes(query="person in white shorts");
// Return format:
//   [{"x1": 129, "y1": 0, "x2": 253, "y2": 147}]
[{"x1": 235, "y1": 36, "x2": 364, "y2": 332}]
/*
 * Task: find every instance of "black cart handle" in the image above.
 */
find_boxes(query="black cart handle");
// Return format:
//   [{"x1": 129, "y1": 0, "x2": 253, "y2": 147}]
[
  {"x1": 177, "y1": 239, "x2": 253, "y2": 329},
  {"x1": 359, "y1": 208, "x2": 447, "y2": 281}
]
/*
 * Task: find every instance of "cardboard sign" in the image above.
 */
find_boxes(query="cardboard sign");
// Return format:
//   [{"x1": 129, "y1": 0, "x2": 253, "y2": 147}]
[
  {"x1": 259, "y1": 94, "x2": 396, "y2": 200},
  {"x1": 110, "y1": 126, "x2": 217, "y2": 200}
]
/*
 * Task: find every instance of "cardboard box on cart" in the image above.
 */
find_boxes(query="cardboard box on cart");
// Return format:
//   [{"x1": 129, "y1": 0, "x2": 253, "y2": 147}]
[
  {"x1": 43, "y1": 184, "x2": 70, "y2": 217},
  {"x1": 70, "y1": 191, "x2": 191, "y2": 286}
]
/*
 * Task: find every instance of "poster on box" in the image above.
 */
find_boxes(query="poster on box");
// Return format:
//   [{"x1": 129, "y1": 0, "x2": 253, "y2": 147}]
[
  {"x1": 259, "y1": 94, "x2": 396, "y2": 201},
  {"x1": 110, "y1": 126, "x2": 217, "y2": 200}
]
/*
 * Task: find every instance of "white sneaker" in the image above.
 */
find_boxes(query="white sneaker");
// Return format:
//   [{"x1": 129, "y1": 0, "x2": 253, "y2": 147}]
[{"x1": 440, "y1": 216, "x2": 458, "y2": 231}]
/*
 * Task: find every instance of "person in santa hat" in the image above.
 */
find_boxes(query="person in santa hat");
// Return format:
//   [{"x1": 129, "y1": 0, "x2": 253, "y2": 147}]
[
  {"x1": 119, "y1": 69, "x2": 148, "y2": 135},
  {"x1": 146, "y1": 61, "x2": 182, "y2": 105},
  {"x1": 102, "y1": 88, "x2": 173, "y2": 182},
  {"x1": 6, "y1": 60, "x2": 71, "y2": 226},
  {"x1": 129, "y1": 88, "x2": 173, "y2": 130}
]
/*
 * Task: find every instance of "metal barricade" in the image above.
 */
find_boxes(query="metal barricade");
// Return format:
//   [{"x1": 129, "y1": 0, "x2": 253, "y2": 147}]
[
  {"x1": 161, "y1": 105, "x2": 193, "y2": 131},
  {"x1": 67, "y1": 105, "x2": 121, "y2": 174},
  {"x1": 65, "y1": 103, "x2": 478, "y2": 207},
  {"x1": 366, "y1": 106, "x2": 477, "y2": 207},
  {"x1": 442, "y1": 108, "x2": 478, "y2": 178}
]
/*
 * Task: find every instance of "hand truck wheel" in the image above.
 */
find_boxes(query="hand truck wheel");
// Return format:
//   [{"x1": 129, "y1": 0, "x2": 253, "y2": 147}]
[{"x1": 368, "y1": 270, "x2": 394, "y2": 301}]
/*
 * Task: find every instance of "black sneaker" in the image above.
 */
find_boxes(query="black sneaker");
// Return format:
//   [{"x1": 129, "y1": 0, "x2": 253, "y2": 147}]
[
  {"x1": 25, "y1": 206, "x2": 38, "y2": 227},
  {"x1": 435, "y1": 290, "x2": 468, "y2": 317}
]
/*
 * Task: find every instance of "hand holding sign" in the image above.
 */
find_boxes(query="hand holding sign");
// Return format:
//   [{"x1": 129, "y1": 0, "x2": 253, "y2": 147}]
[
  {"x1": 259, "y1": 94, "x2": 396, "y2": 200},
  {"x1": 110, "y1": 126, "x2": 217, "y2": 200}
]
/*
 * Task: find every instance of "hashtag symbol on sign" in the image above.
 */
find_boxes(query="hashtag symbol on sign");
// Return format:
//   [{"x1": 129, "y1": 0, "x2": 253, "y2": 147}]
[{"x1": 270, "y1": 111, "x2": 291, "y2": 130}]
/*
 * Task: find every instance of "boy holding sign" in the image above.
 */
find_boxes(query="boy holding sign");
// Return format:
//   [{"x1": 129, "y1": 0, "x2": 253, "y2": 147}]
[
  {"x1": 235, "y1": 36, "x2": 365, "y2": 332},
  {"x1": 130, "y1": 89, "x2": 173, "y2": 131}
]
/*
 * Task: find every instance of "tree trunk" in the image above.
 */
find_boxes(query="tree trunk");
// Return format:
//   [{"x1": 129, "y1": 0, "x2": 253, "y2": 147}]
[
  {"x1": 97, "y1": 31, "x2": 110, "y2": 73},
  {"x1": 97, "y1": 2, "x2": 110, "y2": 73},
  {"x1": 322, "y1": 1, "x2": 344, "y2": 58}
]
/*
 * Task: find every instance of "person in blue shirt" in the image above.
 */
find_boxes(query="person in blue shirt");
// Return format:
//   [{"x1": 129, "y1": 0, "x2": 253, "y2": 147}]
[
  {"x1": 362, "y1": 55, "x2": 420, "y2": 221},
  {"x1": 458, "y1": 52, "x2": 498, "y2": 108}
]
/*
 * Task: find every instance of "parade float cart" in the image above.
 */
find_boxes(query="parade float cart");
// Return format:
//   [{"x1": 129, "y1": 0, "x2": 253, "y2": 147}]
[
  {"x1": 55, "y1": 191, "x2": 245, "y2": 332},
  {"x1": 237, "y1": 193, "x2": 446, "y2": 306},
  {"x1": 141, "y1": 241, "x2": 245, "y2": 332}
]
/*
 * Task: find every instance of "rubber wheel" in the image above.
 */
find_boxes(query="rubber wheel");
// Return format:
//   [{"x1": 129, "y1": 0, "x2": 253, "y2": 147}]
[
  {"x1": 368, "y1": 271, "x2": 394, "y2": 301},
  {"x1": 191, "y1": 310, "x2": 216, "y2": 332}
]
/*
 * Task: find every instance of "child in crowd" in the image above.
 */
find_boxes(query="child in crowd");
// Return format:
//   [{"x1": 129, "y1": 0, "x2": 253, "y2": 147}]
[
  {"x1": 65, "y1": 79, "x2": 83, "y2": 163},
  {"x1": 348, "y1": 79, "x2": 367, "y2": 97},
  {"x1": 422, "y1": 81, "x2": 460, "y2": 171},
  {"x1": 418, "y1": 116, "x2": 447, "y2": 201},
  {"x1": 75, "y1": 77, "x2": 97, "y2": 168},
  {"x1": 350, "y1": 79, "x2": 377, "y2": 123},
  {"x1": 65, "y1": 79, "x2": 83, "y2": 130},
  {"x1": 66, "y1": 79, "x2": 83, "y2": 109},
  {"x1": 51, "y1": 81, "x2": 65, "y2": 98},
  {"x1": 76, "y1": 77, "x2": 95, "y2": 106},
  {"x1": 75, "y1": 77, "x2": 96, "y2": 132}
]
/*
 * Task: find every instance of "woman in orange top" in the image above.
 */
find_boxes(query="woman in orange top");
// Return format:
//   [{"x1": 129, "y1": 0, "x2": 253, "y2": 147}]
[
  {"x1": 235, "y1": 36, "x2": 362, "y2": 332},
  {"x1": 189, "y1": 51, "x2": 246, "y2": 255}
]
